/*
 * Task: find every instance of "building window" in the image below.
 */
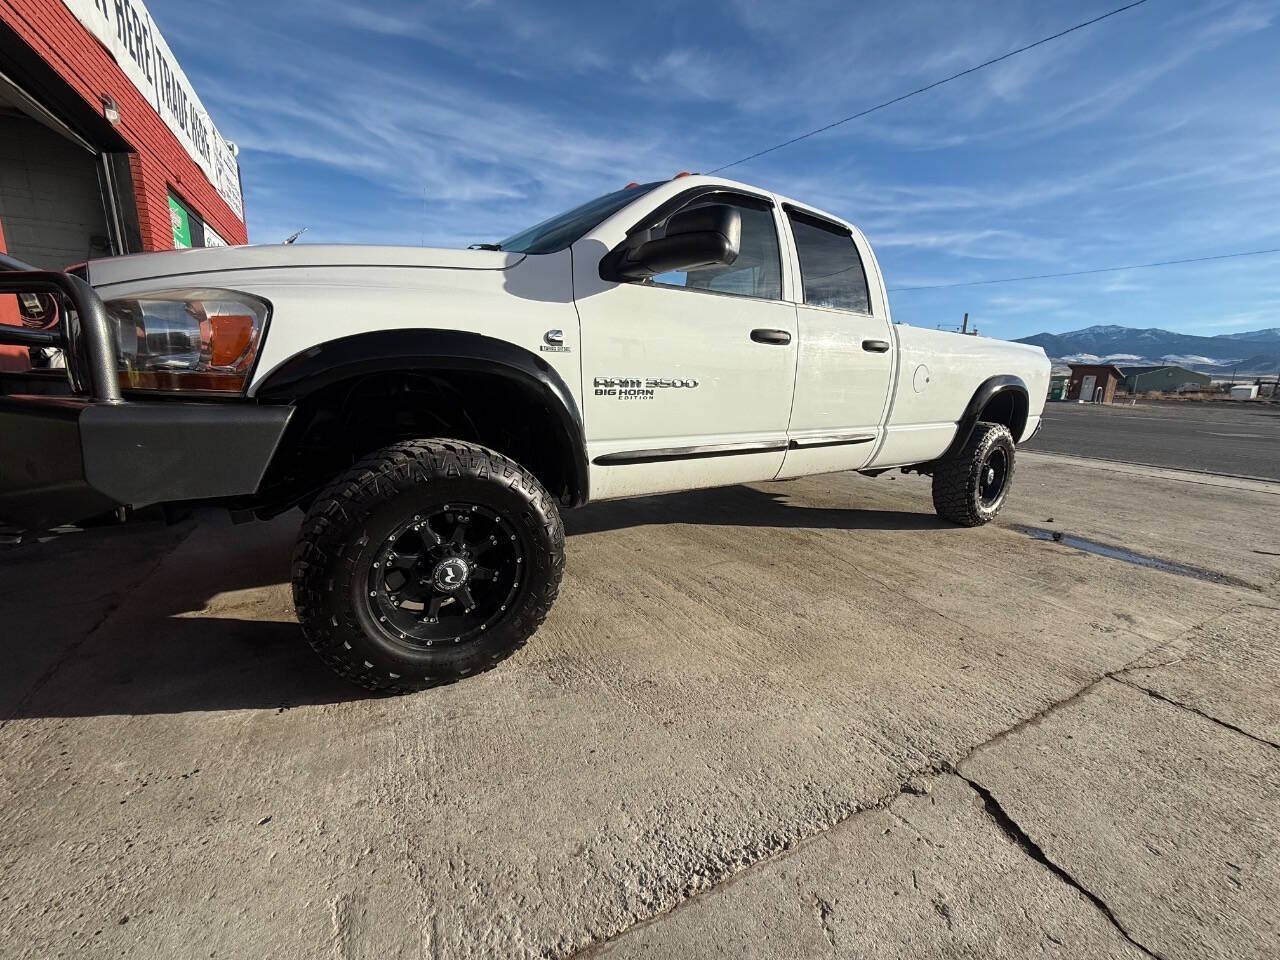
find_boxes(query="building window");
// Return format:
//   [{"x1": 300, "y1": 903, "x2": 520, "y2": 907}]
[{"x1": 168, "y1": 191, "x2": 224, "y2": 249}]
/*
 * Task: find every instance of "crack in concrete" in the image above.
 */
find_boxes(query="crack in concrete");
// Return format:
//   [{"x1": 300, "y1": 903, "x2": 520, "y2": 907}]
[
  {"x1": 567, "y1": 776, "x2": 945, "y2": 958},
  {"x1": 956, "y1": 602, "x2": 1270, "y2": 770},
  {"x1": 1110, "y1": 676, "x2": 1279, "y2": 750},
  {"x1": 564, "y1": 603, "x2": 1255, "y2": 959},
  {"x1": 948, "y1": 657, "x2": 1168, "y2": 770},
  {"x1": 953, "y1": 772, "x2": 1165, "y2": 960},
  {"x1": 566, "y1": 675, "x2": 1132, "y2": 959}
]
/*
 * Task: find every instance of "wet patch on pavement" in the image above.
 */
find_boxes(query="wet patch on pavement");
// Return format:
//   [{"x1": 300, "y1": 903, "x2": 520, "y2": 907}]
[{"x1": 1015, "y1": 526, "x2": 1256, "y2": 589}]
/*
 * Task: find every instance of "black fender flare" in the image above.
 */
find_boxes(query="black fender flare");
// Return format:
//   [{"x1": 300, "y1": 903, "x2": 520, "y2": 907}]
[
  {"x1": 253, "y1": 329, "x2": 589, "y2": 505},
  {"x1": 939, "y1": 375, "x2": 1029, "y2": 461}
]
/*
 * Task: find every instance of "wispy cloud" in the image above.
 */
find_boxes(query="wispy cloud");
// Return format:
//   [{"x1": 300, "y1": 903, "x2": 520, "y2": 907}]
[
  {"x1": 872, "y1": 227, "x2": 1067, "y2": 263},
  {"x1": 147, "y1": 0, "x2": 1280, "y2": 338},
  {"x1": 983, "y1": 294, "x2": 1071, "y2": 312}
]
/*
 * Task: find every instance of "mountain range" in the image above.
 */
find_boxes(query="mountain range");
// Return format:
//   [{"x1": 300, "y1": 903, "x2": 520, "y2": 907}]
[{"x1": 1013, "y1": 325, "x2": 1280, "y2": 375}]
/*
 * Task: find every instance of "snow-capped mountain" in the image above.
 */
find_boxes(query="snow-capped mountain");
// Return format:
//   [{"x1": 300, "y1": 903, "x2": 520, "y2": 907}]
[
  {"x1": 1015, "y1": 326, "x2": 1279, "y2": 374},
  {"x1": 1221, "y1": 327, "x2": 1280, "y2": 342}
]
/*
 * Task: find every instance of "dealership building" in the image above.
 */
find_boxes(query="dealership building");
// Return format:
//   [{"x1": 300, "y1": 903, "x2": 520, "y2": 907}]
[{"x1": 1, "y1": 0, "x2": 245, "y2": 366}]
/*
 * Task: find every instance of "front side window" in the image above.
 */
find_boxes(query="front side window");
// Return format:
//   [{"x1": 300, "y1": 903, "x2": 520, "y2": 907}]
[
  {"x1": 499, "y1": 182, "x2": 662, "y2": 254},
  {"x1": 787, "y1": 209, "x2": 871, "y2": 313},
  {"x1": 650, "y1": 195, "x2": 782, "y2": 301}
]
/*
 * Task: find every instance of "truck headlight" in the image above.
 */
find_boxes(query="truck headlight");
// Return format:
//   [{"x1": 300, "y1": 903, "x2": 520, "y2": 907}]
[{"x1": 105, "y1": 290, "x2": 268, "y2": 393}]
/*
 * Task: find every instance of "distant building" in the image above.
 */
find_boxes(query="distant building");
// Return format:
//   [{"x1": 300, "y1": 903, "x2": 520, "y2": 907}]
[
  {"x1": 1048, "y1": 373, "x2": 1069, "y2": 401},
  {"x1": 1066, "y1": 364, "x2": 1124, "y2": 403},
  {"x1": 1120, "y1": 365, "x2": 1212, "y2": 394}
]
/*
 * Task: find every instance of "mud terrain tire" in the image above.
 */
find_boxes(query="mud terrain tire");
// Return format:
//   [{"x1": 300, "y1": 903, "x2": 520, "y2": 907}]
[
  {"x1": 931, "y1": 422, "x2": 1015, "y2": 527},
  {"x1": 293, "y1": 439, "x2": 564, "y2": 692}
]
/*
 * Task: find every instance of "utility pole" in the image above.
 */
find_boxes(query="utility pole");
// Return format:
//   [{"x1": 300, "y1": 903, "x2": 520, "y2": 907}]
[{"x1": 961, "y1": 312, "x2": 969, "y2": 334}]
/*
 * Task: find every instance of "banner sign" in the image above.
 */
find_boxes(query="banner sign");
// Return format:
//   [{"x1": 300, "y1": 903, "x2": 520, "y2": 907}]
[
  {"x1": 169, "y1": 191, "x2": 226, "y2": 248},
  {"x1": 61, "y1": 0, "x2": 244, "y2": 222},
  {"x1": 168, "y1": 193, "x2": 192, "y2": 248},
  {"x1": 202, "y1": 223, "x2": 228, "y2": 247}
]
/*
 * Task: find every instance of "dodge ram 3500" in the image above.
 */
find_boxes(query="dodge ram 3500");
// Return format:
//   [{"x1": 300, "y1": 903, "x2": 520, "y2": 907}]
[{"x1": 0, "y1": 174, "x2": 1049, "y2": 691}]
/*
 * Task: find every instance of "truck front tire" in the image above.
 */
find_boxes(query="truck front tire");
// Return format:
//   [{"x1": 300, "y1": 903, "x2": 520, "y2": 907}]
[
  {"x1": 931, "y1": 422, "x2": 1015, "y2": 526},
  {"x1": 292, "y1": 439, "x2": 564, "y2": 692}
]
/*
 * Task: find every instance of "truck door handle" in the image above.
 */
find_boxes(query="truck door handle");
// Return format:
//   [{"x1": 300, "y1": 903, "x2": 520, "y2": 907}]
[
  {"x1": 862, "y1": 339, "x2": 891, "y2": 353},
  {"x1": 751, "y1": 328, "x2": 792, "y2": 345}
]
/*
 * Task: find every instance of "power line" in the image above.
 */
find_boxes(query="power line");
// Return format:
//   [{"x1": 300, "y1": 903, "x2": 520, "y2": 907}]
[
  {"x1": 887, "y1": 247, "x2": 1280, "y2": 292},
  {"x1": 707, "y1": 1, "x2": 1150, "y2": 174}
]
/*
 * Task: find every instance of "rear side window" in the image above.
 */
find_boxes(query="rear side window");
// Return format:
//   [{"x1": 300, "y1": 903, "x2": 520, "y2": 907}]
[
  {"x1": 787, "y1": 210, "x2": 871, "y2": 313},
  {"x1": 650, "y1": 194, "x2": 783, "y2": 301}
]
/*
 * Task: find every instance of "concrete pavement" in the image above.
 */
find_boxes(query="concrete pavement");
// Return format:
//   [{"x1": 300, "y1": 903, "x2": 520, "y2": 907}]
[
  {"x1": 598, "y1": 614, "x2": 1279, "y2": 959},
  {"x1": 0, "y1": 455, "x2": 1276, "y2": 959},
  {"x1": 590, "y1": 774, "x2": 1151, "y2": 960}
]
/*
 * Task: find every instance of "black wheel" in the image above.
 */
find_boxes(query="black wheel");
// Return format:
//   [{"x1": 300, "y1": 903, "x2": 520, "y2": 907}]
[
  {"x1": 292, "y1": 439, "x2": 564, "y2": 692},
  {"x1": 931, "y1": 422, "x2": 1016, "y2": 526}
]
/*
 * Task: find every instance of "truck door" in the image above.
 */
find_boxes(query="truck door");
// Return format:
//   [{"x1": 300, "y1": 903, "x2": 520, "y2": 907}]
[
  {"x1": 777, "y1": 206, "x2": 896, "y2": 479},
  {"x1": 572, "y1": 189, "x2": 798, "y2": 500}
]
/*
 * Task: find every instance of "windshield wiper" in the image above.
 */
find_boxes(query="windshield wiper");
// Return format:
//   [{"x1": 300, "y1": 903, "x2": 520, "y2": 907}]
[{"x1": 468, "y1": 242, "x2": 502, "y2": 251}]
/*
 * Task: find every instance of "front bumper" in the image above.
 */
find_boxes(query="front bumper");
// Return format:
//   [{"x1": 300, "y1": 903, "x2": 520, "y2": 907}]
[
  {"x1": 0, "y1": 256, "x2": 293, "y2": 531},
  {"x1": 0, "y1": 395, "x2": 292, "y2": 530}
]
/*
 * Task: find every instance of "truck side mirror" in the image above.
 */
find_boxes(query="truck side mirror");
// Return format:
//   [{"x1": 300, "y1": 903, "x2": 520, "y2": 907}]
[{"x1": 601, "y1": 204, "x2": 741, "y2": 282}]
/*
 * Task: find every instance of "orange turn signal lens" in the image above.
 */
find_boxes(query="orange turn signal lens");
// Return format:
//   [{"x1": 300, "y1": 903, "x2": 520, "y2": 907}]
[{"x1": 208, "y1": 313, "x2": 256, "y2": 369}]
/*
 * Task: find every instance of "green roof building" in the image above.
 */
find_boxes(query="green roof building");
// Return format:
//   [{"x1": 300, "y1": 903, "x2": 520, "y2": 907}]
[{"x1": 1121, "y1": 365, "x2": 1211, "y2": 394}]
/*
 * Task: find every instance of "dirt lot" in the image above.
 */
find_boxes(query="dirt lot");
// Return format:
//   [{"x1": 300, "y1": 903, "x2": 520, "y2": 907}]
[{"x1": 1, "y1": 453, "x2": 1277, "y2": 959}]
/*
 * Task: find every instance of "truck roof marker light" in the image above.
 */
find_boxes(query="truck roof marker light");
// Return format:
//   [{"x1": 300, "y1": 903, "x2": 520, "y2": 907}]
[
  {"x1": 623, "y1": 182, "x2": 641, "y2": 189},
  {"x1": 672, "y1": 171, "x2": 693, "y2": 179}
]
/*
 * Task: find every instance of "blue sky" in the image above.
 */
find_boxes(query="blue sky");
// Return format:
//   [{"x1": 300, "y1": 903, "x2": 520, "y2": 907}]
[{"x1": 149, "y1": 0, "x2": 1279, "y2": 340}]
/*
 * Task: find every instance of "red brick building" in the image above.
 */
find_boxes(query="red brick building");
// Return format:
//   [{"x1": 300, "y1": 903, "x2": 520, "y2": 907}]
[{"x1": 1, "y1": 0, "x2": 246, "y2": 369}]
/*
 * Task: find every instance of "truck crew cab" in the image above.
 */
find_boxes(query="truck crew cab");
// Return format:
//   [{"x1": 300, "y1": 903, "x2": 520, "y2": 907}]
[{"x1": 0, "y1": 174, "x2": 1050, "y2": 691}]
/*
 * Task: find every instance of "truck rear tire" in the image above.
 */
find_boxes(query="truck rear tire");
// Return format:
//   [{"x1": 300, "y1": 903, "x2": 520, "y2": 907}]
[
  {"x1": 931, "y1": 422, "x2": 1015, "y2": 526},
  {"x1": 292, "y1": 439, "x2": 564, "y2": 692}
]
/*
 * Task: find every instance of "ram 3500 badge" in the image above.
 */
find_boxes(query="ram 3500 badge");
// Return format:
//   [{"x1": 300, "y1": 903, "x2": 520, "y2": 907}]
[
  {"x1": 0, "y1": 174, "x2": 1049, "y2": 692},
  {"x1": 594, "y1": 377, "x2": 699, "y2": 400}
]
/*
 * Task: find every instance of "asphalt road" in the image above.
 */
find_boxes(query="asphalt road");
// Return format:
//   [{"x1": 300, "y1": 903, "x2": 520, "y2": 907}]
[{"x1": 1025, "y1": 401, "x2": 1280, "y2": 480}]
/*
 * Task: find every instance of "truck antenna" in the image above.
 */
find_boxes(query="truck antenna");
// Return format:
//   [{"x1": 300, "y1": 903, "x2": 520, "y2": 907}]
[{"x1": 283, "y1": 227, "x2": 308, "y2": 245}]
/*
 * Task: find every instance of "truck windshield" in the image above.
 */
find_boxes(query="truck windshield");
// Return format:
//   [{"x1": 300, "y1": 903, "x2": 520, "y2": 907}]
[{"x1": 498, "y1": 182, "x2": 661, "y2": 255}]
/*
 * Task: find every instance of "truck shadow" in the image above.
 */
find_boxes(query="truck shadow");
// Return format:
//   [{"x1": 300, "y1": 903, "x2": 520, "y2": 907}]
[
  {"x1": 0, "y1": 516, "x2": 363, "y2": 721},
  {"x1": 0, "y1": 486, "x2": 946, "y2": 719},
  {"x1": 564, "y1": 484, "x2": 950, "y2": 537}
]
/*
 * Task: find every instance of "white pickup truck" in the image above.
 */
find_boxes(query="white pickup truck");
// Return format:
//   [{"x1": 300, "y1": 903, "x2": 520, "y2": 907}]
[{"x1": 0, "y1": 174, "x2": 1049, "y2": 691}]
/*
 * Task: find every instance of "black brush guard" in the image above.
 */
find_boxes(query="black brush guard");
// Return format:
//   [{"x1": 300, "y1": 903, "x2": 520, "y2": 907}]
[
  {"x1": 0, "y1": 252, "x2": 122, "y2": 402},
  {"x1": 0, "y1": 254, "x2": 292, "y2": 531}
]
